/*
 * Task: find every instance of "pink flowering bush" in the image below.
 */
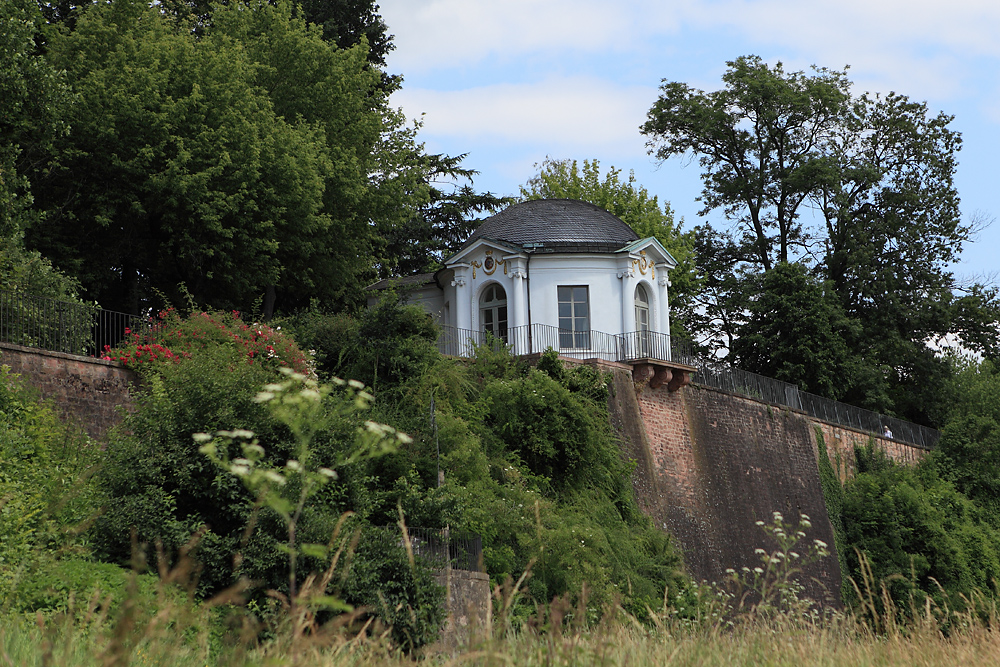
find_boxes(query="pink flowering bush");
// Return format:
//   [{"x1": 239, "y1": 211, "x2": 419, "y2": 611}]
[{"x1": 104, "y1": 308, "x2": 310, "y2": 375}]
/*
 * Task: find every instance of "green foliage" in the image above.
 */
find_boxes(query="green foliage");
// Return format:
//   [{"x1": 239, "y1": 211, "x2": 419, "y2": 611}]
[
  {"x1": 380, "y1": 152, "x2": 513, "y2": 276},
  {"x1": 813, "y1": 428, "x2": 850, "y2": 602},
  {"x1": 22, "y1": 0, "x2": 431, "y2": 315},
  {"x1": 839, "y1": 442, "x2": 1000, "y2": 615},
  {"x1": 107, "y1": 308, "x2": 310, "y2": 376},
  {"x1": 282, "y1": 297, "x2": 439, "y2": 391},
  {"x1": 342, "y1": 526, "x2": 445, "y2": 652},
  {"x1": 732, "y1": 262, "x2": 858, "y2": 398},
  {"x1": 0, "y1": 0, "x2": 71, "y2": 238},
  {"x1": 480, "y1": 367, "x2": 617, "y2": 494},
  {"x1": 289, "y1": 303, "x2": 686, "y2": 619},
  {"x1": 10, "y1": 557, "x2": 160, "y2": 617},
  {"x1": 931, "y1": 358, "x2": 1000, "y2": 519},
  {"x1": 0, "y1": 366, "x2": 101, "y2": 608},
  {"x1": 642, "y1": 55, "x2": 999, "y2": 423}
]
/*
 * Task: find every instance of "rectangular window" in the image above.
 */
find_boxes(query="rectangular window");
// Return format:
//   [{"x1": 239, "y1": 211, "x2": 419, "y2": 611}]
[{"x1": 557, "y1": 286, "x2": 590, "y2": 349}]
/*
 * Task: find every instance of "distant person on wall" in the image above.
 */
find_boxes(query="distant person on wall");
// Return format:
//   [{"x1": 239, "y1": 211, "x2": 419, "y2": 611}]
[{"x1": 883, "y1": 425, "x2": 893, "y2": 439}]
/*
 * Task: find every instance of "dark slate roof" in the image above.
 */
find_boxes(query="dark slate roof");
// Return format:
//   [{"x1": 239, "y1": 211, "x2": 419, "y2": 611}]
[
  {"x1": 365, "y1": 272, "x2": 437, "y2": 291},
  {"x1": 466, "y1": 199, "x2": 639, "y2": 252}
]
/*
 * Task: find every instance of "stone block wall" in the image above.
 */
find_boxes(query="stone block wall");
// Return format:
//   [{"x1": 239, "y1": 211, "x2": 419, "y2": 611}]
[
  {"x1": 813, "y1": 421, "x2": 927, "y2": 483},
  {"x1": 0, "y1": 342, "x2": 136, "y2": 440},
  {"x1": 431, "y1": 568, "x2": 491, "y2": 651},
  {"x1": 625, "y1": 378, "x2": 843, "y2": 605}
]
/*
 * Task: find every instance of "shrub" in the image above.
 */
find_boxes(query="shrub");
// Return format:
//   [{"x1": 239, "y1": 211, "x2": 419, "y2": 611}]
[
  {"x1": 105, "y1": 308, "x2": 310, "y2": 376},
  {"x1": 0, "y1": 366, "x2": 100, "y2": 606},
  {"x1": 840, "y1": 443, "x2": 1000, "y2": 616}
]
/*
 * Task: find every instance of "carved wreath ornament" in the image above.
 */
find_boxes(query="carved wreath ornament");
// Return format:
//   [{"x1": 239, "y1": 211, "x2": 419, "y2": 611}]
[
  {"x1": 631, "y1": 251, "x2": 655, "y2": 279},
  {"x1": 471, "y1": 249, "x2": 507, "y2": 279}
]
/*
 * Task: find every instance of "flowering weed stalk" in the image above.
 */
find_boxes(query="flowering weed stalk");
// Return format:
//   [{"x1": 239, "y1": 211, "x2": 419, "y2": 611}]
[
  {"x1": 725, "y1": 511, "x2": 831, "y2": 621},
  {"x1": 196, "y1": 369, "x2": 409, "y2": 617}
]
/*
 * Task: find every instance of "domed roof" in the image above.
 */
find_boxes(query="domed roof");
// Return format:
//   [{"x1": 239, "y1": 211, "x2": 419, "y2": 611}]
[{"x1": 468, "y1": 199, "x2": 639, "y2": 252}]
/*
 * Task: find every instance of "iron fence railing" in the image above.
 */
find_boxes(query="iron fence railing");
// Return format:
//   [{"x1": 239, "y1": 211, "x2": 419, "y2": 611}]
[
  {"x1": 798, "y1": 390, "x2": 940, "y2": 450},
  {"x1": 437, "y1": 323, "x2": 673, "y2": 363},
  {"x1": 685, "y1": 361, "x2": 938, "y2": 450},
  {"x1": 436, "y1": 324, "x2": 939, "y2": 449},
  {"x1": 0, "y1": 290, "x2": 147, "y2": 357},
  {"x1": 405, "y1": 527, "x2": 484, "y2": 573},
  {"x1": 692, "y1": 363, "x2": 803, "y2": 410}
]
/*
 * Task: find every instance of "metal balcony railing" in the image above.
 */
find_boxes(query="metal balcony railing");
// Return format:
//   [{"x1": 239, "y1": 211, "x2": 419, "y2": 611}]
[{"x1": 437, "y1": 323, "x2": 674, "y2": 363}]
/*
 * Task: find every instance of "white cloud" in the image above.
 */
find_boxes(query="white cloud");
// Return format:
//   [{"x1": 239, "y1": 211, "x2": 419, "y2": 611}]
[
  {"x1": 380, "y1": 0, "x2": 635, "y2": 71},
  {"x1": 382, "y1": 0, "x2": 1000, "y2": 104},
  {"x1": 393, "y1": 77, "x2": 658, "y2": 152}
]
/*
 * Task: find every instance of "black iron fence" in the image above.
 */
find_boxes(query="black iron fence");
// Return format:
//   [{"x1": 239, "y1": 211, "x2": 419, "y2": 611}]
[
  {"x1": 798, "y1": 390, "x2": 939, "y2": 450},
  {"x1": 437, "y1": 323, "x2": 674, "y2": 363},
  {"x1": 405, "y1": 527, "x2": 484, "y2": 573},
  {"x1": 0, "y1": 290, "x2": 147, "y2": 357}
]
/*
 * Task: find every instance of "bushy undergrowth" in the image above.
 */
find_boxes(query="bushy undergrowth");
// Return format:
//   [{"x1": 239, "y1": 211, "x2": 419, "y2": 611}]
[
  {"x1": 821, "y1": 358, "x2": 1000, "y2": 624},
  {"x1": 0, "y1": 365, "x2": 104, "y2": 611},
  {"x1": 105, "y1": 308, "x2": 310, "y2": 375},
  {"x1": 285, "y1": 301, "x2": 687, "y2": 621}
]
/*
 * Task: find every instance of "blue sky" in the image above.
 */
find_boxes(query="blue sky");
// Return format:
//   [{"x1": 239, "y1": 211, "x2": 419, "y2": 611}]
[{"x1": 379, "y1": 0, "x2": 999, "y2": 287}]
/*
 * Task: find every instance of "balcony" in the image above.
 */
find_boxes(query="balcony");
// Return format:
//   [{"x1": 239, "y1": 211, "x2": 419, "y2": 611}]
[{"x1": 437, "y1": 323, "x2": 696, "y2": 391}]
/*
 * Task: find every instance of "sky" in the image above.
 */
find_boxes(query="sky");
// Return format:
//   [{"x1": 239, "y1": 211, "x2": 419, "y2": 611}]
[{"x1": 378, "y1": 0, "x2": 1000, "y2": 287}]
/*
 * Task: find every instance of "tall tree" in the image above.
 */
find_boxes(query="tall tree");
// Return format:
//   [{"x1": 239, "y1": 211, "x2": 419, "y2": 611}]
[
  {"x1": 22, "y1": 0, "x2": 422, "y2": 315},
  {"x1": 380, "y1": 152, "x2": 511, "y2": 277},
  {"x1": 731, "y1": 262, "x2": 858, "y2": 398},
  {"x1": 520, "y1": 158, "x2": 698, "y2": 340},
  {"x1": 642, "y1": 56, "x2": 999, "y2": 423},
  {"x1": 0, "y1": 0, "x2": 71, "y2": 237}
]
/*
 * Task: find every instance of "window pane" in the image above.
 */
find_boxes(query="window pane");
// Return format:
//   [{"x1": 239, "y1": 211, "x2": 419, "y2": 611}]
[
  {"x1": 559, "y1": 302, "x2": 572, "y2": 318},
  {"x1": 558, "y1": 286, "x2": 572, "y2": 302},
  {"x1": 559, "y1": 331, "x2": 573, "y2": 348},
  {"x1": 574, "y1": 302, "x2": 587, "y2": 318},
  {"x1": 573, "y1": 287, "x2": 588, "y2": 303}
]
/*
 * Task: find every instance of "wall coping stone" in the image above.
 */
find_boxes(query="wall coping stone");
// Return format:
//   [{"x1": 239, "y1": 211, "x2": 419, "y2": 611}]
[{"x1": 0, "y1": 341, "x2": 125, "y2": 369}]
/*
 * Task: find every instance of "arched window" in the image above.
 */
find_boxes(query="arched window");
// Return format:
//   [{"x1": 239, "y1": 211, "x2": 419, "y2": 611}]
[
  {"x1": 634, "y1": 284, "x2": 650, "y2": 332},
  {"x1": 480, "y1": 283, "x2": 508, "y2": 342},
  {"x1": 634, "y1": 284, "x2": 651, "y2": 357}
]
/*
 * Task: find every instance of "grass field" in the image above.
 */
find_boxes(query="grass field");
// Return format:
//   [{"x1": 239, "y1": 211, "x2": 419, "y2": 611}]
[{"x1": 5, "y1": 581, "x2": 1000, "y2": 667}]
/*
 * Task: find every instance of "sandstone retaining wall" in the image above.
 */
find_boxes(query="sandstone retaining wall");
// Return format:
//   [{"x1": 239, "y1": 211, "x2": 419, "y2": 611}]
[
  {"x1": 432, "y1": 568, "x2": 490, "y2": 651},
  {"x1": 0, "y1": 342, "x2": 136, "y2": 440},
  {"x1": 624, "y1": 377, "x2": 843, "y2": 605}
]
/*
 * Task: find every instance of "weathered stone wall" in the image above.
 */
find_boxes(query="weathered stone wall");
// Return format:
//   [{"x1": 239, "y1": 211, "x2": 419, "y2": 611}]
[
  {"x1": 622, "y1": 376, "x2": 842, "y2": 605},
  {"x1": 813, "y1": 421, "x2": 926, "y2": 483},
  {"x1": 432, "y1": 568, "x2": 491, "y2": 651},
  {"x1": 0, "y1": 342, "x2": 136, "y2": 440}
]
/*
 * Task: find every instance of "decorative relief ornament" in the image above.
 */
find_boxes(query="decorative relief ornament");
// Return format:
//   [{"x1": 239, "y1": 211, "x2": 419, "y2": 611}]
[
  {"x1": 510, "y1": 268, "x2": 527, "y2": 280},
  {"x1": 471, "y1": 249, "x2": 507, "y2": 278},
  {"x1": 631, "y1": 250, "x2": 655, "y2": 279},
  {"x1": 451, "y1": 277, "x2": 466, "y2": 288},
  {"x1": 617, "y1": 267, "x2": 635, "y2": 279}
]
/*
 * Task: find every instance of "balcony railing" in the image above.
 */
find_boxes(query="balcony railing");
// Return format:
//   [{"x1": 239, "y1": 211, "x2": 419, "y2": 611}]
[{"x1": 437, "y1": 323, "x2": 674, "y2": 363}]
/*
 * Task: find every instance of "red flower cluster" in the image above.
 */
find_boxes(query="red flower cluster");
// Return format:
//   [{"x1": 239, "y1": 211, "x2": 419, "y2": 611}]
[{"x1": 105, "y1": 308, "x2": 309, "y2": 375}]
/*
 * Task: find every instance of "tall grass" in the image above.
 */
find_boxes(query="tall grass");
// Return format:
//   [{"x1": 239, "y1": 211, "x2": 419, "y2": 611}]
[{"x1": 7, "y1": 547, "x2": 1000, "y2": 667}]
